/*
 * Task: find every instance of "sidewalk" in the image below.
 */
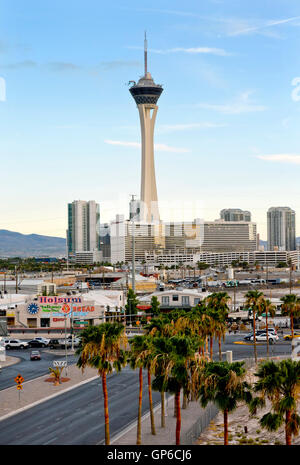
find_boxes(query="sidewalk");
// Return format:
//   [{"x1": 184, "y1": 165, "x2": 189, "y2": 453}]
[{"x1": 111, "y1": 395, "x2": 217, "y2": 446}]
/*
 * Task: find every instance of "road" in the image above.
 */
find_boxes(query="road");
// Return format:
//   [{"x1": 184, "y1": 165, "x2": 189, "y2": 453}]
[
  {"x1": 0, "y1": 366, "x2": 161, "y2": 445},
  {"x1": 0, "y1": 334, "x2": 293, "y2": 445}
]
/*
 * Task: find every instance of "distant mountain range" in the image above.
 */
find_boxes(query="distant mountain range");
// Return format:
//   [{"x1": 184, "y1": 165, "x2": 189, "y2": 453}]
[
  {"x1": 0, "y1": 230, "x2": 299, "y2": 258},
  {"x1": 0, "y1": 230, "x2": 66, "y2": 258}
]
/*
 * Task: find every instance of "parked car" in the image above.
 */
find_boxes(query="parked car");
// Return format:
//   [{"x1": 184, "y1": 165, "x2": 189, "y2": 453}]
[
  {"x1": 249, "y1": 332, "x2": 278, "y2": 344},
  {"x1": 283, "y1": 332, "x2": 300, "y2": 341},
  {"x1": 67, "y1": 336, "x2": 81, "y2": 347},
  {"x1": 48, "y1": 339, "x2": 63, "y2": 349},
  {"x1": 30, "y1": 350, "x2": 41, "y2": 361},
  {"x1": 48, "y1": 338, "x2": 71, "y2": 349},
  {"x1": 3, "y1": 339, "x2": 29, "y2": 350},
  {"x1": 33, "y1": 337, "x2": 50, "y2": 345},
  {"x1": 28, "y1": 339, "x2": 49, "y2": 348}
]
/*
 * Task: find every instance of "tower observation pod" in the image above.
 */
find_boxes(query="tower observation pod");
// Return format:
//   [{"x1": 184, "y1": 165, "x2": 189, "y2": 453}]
[{"x1": 129, "y1": 33, "x2": 163, "y2": 223}]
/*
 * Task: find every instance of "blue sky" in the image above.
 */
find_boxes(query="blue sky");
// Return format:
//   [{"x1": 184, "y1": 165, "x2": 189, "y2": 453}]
[{"x1": 1, "y1": 0, "x2": 300, "y2": 240}]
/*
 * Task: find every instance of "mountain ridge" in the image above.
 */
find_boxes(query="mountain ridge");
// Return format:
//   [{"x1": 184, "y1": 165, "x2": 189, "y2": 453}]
[{"x1": 0, "y1": 230, "x2": 66, "y2": 257}]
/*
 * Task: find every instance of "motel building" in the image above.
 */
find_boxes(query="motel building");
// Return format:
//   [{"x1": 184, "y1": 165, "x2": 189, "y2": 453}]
[{"x1": 1, "y1": 291, "x2": 125, "y2": 334}]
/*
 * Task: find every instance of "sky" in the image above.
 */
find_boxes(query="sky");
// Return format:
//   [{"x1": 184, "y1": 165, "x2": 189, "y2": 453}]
[{"x1": 0, "y1": 0, "x2": 300, "y2": 240}]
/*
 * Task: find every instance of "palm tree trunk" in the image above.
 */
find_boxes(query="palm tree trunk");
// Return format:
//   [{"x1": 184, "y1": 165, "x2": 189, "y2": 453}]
[
  {"x1": 253, "y1": 310, "x2": 257, "y2": 363},
  {"x1": 224, "y1": 409, "x2": 228, "y2": 445},
  {"x1": 218, "y1": 335, "x2": 222, "y2": 361},
  {"x1": 102, "y1": 372, "x2": 110, "y2": 445},
  {"x1": 291, "y1": 312, "x2": 294, "y2": 339},
  {"x1": 175, "y1": 390, "x2": 181, "y2": 445},
  {"x1": 147, "y1": 369, "x2": 156, "y2": 435},
  {"x1": 286, "y1": 410, "x2": 292, "y2": 445},
  {"x1": 210, "y1": 336, "x2": 213, "y2": 360},
  {"x1": 266, "y1": 311, "x2": 269, "y2": 358},
  {"x1": 161, "y1": 391, "x2": 165, "y2": 428},
  {"x1": 137, "y1": 366, "x2": 143, "y2": 445},
  {"x1": 182, "y1": 393, "x2": 188, "y2": 409}
]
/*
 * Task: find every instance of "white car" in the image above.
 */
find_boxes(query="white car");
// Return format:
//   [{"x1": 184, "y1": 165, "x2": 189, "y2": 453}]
[
  {"x1": 249, "y1": 333, "x2": 278, "y2": 344},
  {"x1": 3, "y1": 339, "x2": 29, "y2": 350}
]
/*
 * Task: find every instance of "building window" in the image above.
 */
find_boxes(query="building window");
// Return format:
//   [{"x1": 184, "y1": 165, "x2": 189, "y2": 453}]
[
  {"x1": 27, "y1": 318, "x2": 37, "y2": 328},
  {"x1": 41, "y1": 318, "x2": 50, "y2": 328},
  {"x1": 172, "y1": 295, "x2": 179, "y2": 302},
  {"x1": 162, "y1": 296, "x2": 169, "y2": 305},
  {"x1": 194, "y1": 298, "x2": 201, "y2": 305},
  {"x1": 182, "y1": 296, "x2": 190, "y2": 306}
]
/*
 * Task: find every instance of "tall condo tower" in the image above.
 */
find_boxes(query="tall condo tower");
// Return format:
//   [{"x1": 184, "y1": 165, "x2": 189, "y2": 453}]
[{"x1": 129, "y1": 33, "x2": 163, "y2": 223}]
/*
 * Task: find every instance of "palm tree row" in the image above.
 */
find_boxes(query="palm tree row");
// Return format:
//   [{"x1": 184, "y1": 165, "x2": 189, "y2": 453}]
[{"x1": 75, "y1": 289, "x2": 300, "y2": 446}]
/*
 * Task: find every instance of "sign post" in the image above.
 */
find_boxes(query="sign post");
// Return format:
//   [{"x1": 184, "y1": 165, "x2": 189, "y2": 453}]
[{"x1": 14, "y1": 374, "x2": 24, "y2": 401}]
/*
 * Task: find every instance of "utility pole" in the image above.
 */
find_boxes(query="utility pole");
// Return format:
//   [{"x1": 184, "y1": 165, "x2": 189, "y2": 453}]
[
  {"x1": 131, "y1": 195, "x2": 136, "y2": 294},
  {"x1": 15, "y1": 266, "x2": 18, "y2": 294}
]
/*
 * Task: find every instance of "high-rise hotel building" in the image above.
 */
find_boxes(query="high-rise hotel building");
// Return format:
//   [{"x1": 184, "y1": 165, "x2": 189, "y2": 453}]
[
  {"x1": 267, "y1": 207, "x2": 296, "y2": 251},
  {"x1": 67, "y1": 200, "x2": 101, "y2": 257}
]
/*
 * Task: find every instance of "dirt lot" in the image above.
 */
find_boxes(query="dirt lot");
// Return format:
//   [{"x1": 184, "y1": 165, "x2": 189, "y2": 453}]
[{"x1": 196, "y1": 367, "x2": 300, "y2": 446}]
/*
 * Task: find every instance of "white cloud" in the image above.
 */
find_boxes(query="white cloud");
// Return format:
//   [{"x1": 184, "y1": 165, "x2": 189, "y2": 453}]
[
  {"x1": 197, "y1": 91, "x2": 267, "y2": 115},
  {"x1": 128, "y1": 46, "x2": 230, "y2": 56},
  {"x1": 104, "y1": 140, "x2": 190, "y2": 153},
  {"x1": 227, "y1": 15, "x2": 300, "y2": 37},
  {"x1": 256, "y1": 154, "x2": 300, "y2": 165}
]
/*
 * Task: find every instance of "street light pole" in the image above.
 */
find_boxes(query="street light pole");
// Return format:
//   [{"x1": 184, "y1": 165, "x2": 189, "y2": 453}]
[
  {"x1": 131, "y1": 194, "x2": 136, "y2": 294},
  {"x1": 64, "y1": 314, "x2": 68, "y2": 376}
]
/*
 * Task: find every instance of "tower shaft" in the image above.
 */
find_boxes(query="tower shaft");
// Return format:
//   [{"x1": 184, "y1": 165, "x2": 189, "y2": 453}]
[{"x1": 138, "y1": 103, "x2": 159, "y2": 223}]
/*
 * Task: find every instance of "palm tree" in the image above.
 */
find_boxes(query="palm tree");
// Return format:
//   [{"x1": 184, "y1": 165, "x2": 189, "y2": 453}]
[
  {"x1": 205, "y1": 292, "x2": 230, "y2": 361},
  {"x1": 250, "y1": 359, "x2": 300, "y2": 445},
  {"x1": 198, "y1": 361, "x2": 252, "y2": 445},
  {"x1": 151, "y1": 334, "x2": 202, "y2": 445},
  {"x1": 280, "y1": 294, "x2": 300, "y2": 340},
  {"x1": 259, "y1": 298, "x2": 276, "y2": 358},
  {"x1": 129, "y1": 335, "x2": 146, "y2": 445},
  {"x1": 245, "y1": 290, "x2": 264, "y2": 363},
  {"x1": 130, "y1": 334, "x2": 157, "y2": 440},
  {"x1": 76, "y1": 322, "x2": 127, "y2": 445}
]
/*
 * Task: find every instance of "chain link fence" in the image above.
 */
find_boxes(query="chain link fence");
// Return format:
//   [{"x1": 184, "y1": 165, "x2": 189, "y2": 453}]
[{"x1": 182, "y1": 402, "x2": 219, "y2": 445}]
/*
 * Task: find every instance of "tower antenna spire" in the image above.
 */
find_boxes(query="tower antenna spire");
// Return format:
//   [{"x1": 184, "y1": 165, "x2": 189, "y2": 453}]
[{"x1": 144, "y1": 30, "x2": 148, "y2": 76}]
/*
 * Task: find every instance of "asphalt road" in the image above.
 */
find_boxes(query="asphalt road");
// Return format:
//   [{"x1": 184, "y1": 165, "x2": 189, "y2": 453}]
[
  {"x1": 0, "y1": 334, "x2": 293, "y2": 445},
  {"x1": 0, "y1": 366, "x2": 161, "y2": 445}
]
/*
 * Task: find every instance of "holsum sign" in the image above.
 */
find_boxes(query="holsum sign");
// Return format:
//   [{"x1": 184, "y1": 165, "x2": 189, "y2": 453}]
[{"x1": 37, "y1": 297, "x2": 95, "y2": 317}]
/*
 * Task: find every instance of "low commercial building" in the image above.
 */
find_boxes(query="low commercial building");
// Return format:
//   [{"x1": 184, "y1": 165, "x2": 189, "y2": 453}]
[
  {"x1": 139, "y1": 289, "x2": 210, "y2": 310},
  {"x1": 0, "y1": 290, "x2": 126, "y2": 332}
]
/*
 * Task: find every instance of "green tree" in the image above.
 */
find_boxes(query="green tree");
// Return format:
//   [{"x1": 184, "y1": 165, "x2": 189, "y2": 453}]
[
  {"x1": 76, "y1": 323, "x2": 127, "y2": 445},
  {"x1": 125, "y1": 288, "x2": 139, "y2": 326},
  {"x1": 198, "y1": 361, "x2": 252, "y2": 445},
  {"x1": 151, "y1": 335, "x2": 202, "y2": 445},
  {"x1": 245, "y1": 290, "x2": 264, "y2": 363},
  {"x1": 205, "y1": 292, "x2": 230, "y2": 360},
  {"x1": 259, "y1": 298, "x2": 276, "y2": 358},
  {"x1": 129, "y1": 334, "x2": 156, "y2": 443},
  {"x1": 250, "y1": 359, "x2": 300, "y2": 445},
  {"x1": 280, "y1": 294, "x2": 300, "y2": 339},
  {"x1": 150, "y1": 296, "x2": 161, "y2": 317},
  {"x1": 129, "y1": 335, "x2": 147, "y2": 444}
]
